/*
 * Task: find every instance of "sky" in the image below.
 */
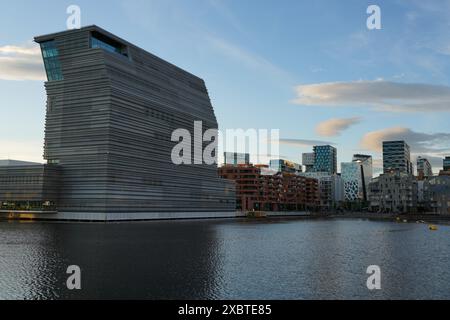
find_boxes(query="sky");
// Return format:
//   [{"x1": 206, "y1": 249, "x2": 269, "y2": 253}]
[{"x1": 1, "y1": 0, "x2": 450, "y2": 174}]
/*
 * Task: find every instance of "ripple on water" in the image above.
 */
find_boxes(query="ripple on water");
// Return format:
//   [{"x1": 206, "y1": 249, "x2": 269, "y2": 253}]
[{"x1": 0, "y1": 219, "x2": 449, "y2": 299}]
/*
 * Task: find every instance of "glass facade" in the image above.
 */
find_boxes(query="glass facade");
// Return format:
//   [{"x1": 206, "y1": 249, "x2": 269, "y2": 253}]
[
  {"x1": 313, "y1": 145, "x2": 337, "y2": 175},
  {"x1": 224, "y1": 152, "x2": 250, "y2": 166},
  {"x1": 40, "y1": 41, "x2": 63, "y2": 81},
  {"x1": 417, "y1": 157, "x2": 433, "y2": 177},
  {"x1": 382, "y1": 141, "x2": 412, "y2": 174},
  {"x1": 269, "y1": 159, "x2": 301, "y2": 174},
  {"x1": 444, "y1": 157, "x2": 450, "y2": 171},
  {"x1": 342, "y1": 162, "x2": 362, "y2": 201},
  {"x1": 90, "y1": 33, "x2": 128, "y2": 57}
]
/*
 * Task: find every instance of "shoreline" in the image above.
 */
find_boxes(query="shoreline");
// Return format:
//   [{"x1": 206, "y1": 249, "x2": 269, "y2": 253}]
[{"x1": 1, "y1": 210, "x2": 450, "y2": 225}]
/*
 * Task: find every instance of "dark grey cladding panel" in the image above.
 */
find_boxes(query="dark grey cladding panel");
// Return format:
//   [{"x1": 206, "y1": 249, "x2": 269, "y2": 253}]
[{"x1": 36, "y1": 26, "x2": 235, "y2": 214}]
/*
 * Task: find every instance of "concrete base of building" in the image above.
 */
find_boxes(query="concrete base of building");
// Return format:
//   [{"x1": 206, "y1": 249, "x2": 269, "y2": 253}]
[{"x1": 0, "y1": 210, "x2": 245, "y2": 222}]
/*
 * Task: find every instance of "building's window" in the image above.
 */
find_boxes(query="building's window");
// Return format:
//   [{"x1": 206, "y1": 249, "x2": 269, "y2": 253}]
[
  {"x1": 90, "y1": 32, "x2": 128, "y2": 57},
  {"x1": 40, "y1": 40, "x2": 63, "y2": 81}
]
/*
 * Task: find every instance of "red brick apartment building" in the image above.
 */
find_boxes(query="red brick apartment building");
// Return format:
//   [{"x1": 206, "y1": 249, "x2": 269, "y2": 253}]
[{"x1": 219, "y1": 164, "x2": 319, "y2": 211}]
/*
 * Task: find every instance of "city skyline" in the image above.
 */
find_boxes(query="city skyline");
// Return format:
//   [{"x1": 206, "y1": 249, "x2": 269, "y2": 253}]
[{"x1": 1, "y1": 0, "x2": 450, "y2": 174}]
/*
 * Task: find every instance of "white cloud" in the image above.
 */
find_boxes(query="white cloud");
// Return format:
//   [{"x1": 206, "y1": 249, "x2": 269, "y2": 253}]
[
  {"x1": 316, "y1": 117, "x2": 361, "y2": 137},
  {"x1": 0, "y1": 42, "x2": 45, "y2": 81},
  {"x1": 292, "y1": 80, "x2": 450, "y2": 112}
]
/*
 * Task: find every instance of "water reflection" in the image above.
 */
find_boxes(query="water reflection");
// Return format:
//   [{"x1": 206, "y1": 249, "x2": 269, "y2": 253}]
[{"x1": 0, "y1": 218, "x2": 449, "y2": 299}]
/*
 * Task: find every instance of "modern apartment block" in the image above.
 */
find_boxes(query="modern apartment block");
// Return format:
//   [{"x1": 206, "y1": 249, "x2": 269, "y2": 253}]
[
  {"x1": 219, "y1": 164, "x2": 319, "y2": 211},
  {"x1": 302, "y1": 152, "x2": 315, "y2": 172},
  {"x1": 224, "y1": 152, "x2": 250, "y2": 166},
  {"x1": 312, "y1": 145, "x2": 337, "y2": 175},
  {"x1": 382, "y1": 141, "x2": 412, "y2": 174},
  {"x1": 417, "y1": 156, "x2": 433, "y2": 180},
  {"x1": 317, "y1": 174, "x2": 344, "y2": 210},
  {"x1": 424, "y1": 176, "x2": 450, "y2": 214},
  {"x1": 2, "y1": 25, "x2": 238, "y2": 220},
  {"x1": 368, "y1": 171, "x2": 418, "y2": 213}
]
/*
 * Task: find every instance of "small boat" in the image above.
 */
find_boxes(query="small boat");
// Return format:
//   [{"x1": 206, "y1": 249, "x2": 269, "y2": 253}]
[
  {"x1": 429, "y1": 225, "x2": 438, "y2": 231},
  {"x1": 403, "y1": 219, "x2": 407, "y2": 223}
]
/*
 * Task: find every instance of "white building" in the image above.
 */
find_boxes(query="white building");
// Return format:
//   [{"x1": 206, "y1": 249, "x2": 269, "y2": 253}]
[
  {"x1": 300, "y1": 172, "x2": 343, "y2": 210},
  {"x1": 341, "y1": 162, "x2": 361, "y2": 201},
  {"x1": 341, "y1": 154, "x2": 373, "y2": 202}
]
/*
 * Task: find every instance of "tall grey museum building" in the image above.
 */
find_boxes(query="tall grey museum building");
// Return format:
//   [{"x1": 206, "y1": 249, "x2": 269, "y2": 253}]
[{"x1": 0, "y1": 26, "x2": 236, "y2": 220}]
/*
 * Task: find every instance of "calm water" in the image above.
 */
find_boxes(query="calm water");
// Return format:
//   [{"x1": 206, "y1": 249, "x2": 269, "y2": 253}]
[{"x1": 0, "y1": 218, "x2": 449, "y2": 300}]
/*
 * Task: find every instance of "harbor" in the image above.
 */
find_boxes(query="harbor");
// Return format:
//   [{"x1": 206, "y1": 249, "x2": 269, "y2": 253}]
[{"x1": 1, "y1": 217, "x2": 449, "y2": 300}]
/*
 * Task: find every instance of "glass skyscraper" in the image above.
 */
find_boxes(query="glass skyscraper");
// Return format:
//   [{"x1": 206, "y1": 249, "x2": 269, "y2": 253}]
[
  {"x1": 341, "y1": 154, "x2": 372, "y2": 202},
  {"x1": 312, "y1": 145, "x2": 337, "y2": 175},
  {"x1": 444, "y1": 156, "x2": 450, "y2": 172},
  {"x1": 382, "y1": 141, "x2": 412, "y2": 174}
]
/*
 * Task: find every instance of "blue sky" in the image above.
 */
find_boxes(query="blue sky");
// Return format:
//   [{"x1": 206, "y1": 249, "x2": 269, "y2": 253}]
[{"x1": 1, "y1": 0, "x2": 450, "y2": 173}]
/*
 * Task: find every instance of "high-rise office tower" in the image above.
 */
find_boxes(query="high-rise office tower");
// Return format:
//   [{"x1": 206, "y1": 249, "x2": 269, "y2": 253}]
[
  {"x1": 382, "y1": 141, "x2": 412, "y2": 174},
  {"x1": 353, "y1": 154, "x2": 373, "y2": 188},
  {"x1": 444, "y1": 157, "x2": 450, "y2": 172},
  {"x1": 312, "y1": 145, "x2": 337, "y2": 175},
  {"x1": 341, "y1": 162, "x2": 362, "y2": 201},
  {"x1": 417, "y1": 156, "x2": 433, "y2": 179},
  {"x1": 341, "y1": 154, "x2": 372, "y2": 202},
  {"x1": 34, "y1": 26, "x2": 235, "y2": 219}
]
